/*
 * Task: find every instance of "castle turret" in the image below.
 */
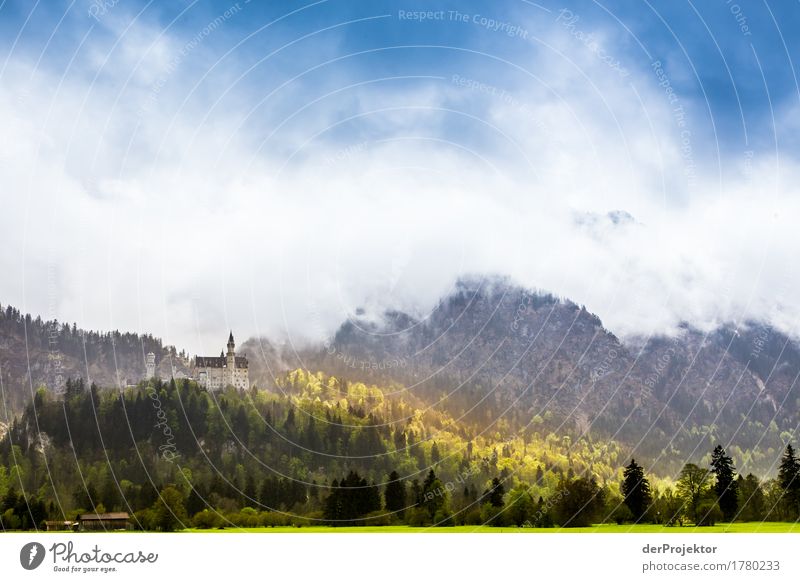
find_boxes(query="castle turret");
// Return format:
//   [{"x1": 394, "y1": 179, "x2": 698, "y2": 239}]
[
  {"x1": 145, "y1": 352, "x2": 156, "y2": 380},
  {"x1": 226, "y1": 331, "x2": 236, "y2": 374},
  {"x1": 227, "y1": 331, "x2": 235, "y2": 356}
]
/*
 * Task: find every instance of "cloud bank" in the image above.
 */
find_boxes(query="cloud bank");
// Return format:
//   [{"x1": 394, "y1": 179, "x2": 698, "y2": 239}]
[{"x1": 0, "y1": 1, "x2": 798, "y2": 355}]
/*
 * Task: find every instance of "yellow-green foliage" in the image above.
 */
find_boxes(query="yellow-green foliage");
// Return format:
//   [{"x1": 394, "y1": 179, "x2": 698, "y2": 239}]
[{"x1": 276, "y1": 369, "x2": 635, "y2": 498}]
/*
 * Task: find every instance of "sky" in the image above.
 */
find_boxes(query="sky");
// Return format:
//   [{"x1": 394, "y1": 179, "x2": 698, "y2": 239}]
[{"x1": 0, "y1": 0, "x2": 799, "y2": 355}]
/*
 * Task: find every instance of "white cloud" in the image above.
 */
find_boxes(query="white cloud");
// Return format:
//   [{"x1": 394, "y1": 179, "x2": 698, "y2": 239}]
[{"x1": 1, "y1": 13, "x2": 799, "y2": 357}]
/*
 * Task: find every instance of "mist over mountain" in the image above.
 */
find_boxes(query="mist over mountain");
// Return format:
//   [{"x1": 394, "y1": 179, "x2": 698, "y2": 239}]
[
  {"x1": 242, "y1": 276, "x2": 799, "y2": 475},
  {"x1": 2, "y1": 276, "x2": 798, "y2": 475}
]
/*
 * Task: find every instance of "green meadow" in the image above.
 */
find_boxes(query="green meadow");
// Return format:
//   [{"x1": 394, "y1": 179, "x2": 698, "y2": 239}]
[{"x1": 183, "y1": 522, "x2": 800, "y2": 533}]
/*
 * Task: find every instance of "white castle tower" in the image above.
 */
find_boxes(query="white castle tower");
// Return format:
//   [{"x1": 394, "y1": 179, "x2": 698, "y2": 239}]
[{"x1": 145, "y1": 352, "x2": 156, "y2": 380}]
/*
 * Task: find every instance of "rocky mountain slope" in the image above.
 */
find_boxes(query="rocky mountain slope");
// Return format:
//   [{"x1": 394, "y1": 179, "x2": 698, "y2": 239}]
[
  {"x1": 0, "y1": 303, "x2": 190, "y2": 413},
  {"x1": 245, "y1": 277, "x2": 799, "y2": 474},
  {"x1": 3, "y1": 277, "x2": 798, "y2": 474}
]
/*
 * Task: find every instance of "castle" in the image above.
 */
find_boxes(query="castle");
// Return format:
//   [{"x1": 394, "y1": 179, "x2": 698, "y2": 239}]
[{"x1": 193, "y1": 332, "x2": 250, "y2": 390}]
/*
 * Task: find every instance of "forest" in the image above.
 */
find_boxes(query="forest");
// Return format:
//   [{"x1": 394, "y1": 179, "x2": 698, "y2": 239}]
[{"x1": 2, "y1": 370, "x2": 799, "y2": 531}]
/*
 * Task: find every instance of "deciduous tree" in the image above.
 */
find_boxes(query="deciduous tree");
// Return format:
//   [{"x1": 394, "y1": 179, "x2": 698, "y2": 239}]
[
  {"x1": 153, "y1": 486, "x2": 187, "y2": 532},
  {"x1": 676, "y1": 463, "x2": 711, "y2": 524}
]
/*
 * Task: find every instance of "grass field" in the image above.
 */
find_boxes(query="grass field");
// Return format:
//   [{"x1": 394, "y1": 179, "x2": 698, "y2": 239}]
[{"x1": 182, "y1": 522, "x2": 800, "y2": 533}]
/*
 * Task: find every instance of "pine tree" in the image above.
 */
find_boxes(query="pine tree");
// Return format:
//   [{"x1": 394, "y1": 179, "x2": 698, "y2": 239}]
[
  {"x1": 393, "y1": 429, "x2": 406, "y2": 453},
  {"x1": 710, "y1": 445, "x2": 738, "y2": 521},
  {"x1": 431, "y1": 442, "x2": 440, "y2": 464},
  {"x1": 284, "y1": 408, "x2": 296, "y2": 434},
  {"x1": 421, "y1": 469, "x2": 445, "y2": 518},
  {"x1": 621, "y1": 458, "x2": 652, "y2": 522},
  {"x1": 366, "y1": 482, "x2": 381, "y2": 515},
  {"x1": 1, "y1": 487, "x2": 18, "y2": 513},
  {"x1": 100, "y1": 472, "x2": 122, "y2": 511},
  {"x1": 323, "y1": 479, "x2": 342, "y2": 523},
  {"x1": 384, "y1": 470, "x2": 406, "y2": 516},
  {"x1": 778, "y1": 444, "x2": 800, "y2": 516},
  {"x1": 484, "y1": 477, "x2": 505, "y2": 508},
  {"x1": 737, "y1": 474, "x2": 765, "y2": 522},
  {"x1": 323, "y1": 471, "x2": 379, "y2": 525}
]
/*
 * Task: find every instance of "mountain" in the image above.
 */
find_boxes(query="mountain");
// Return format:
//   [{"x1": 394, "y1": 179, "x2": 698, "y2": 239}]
[
  {"x1": 245, "y1": 276, "x2": 799, "y2": 475},
  {"x1": 2, "y1": 276, "x2": 798, "y2": 475},
  {"x1": 0, "y1": 303, "x2": 190, "y2": 413}
]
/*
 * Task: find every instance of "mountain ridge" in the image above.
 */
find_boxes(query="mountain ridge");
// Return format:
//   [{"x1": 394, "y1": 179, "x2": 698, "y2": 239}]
[
  {"x1": 2, "y1": 277, "x2": 798, "y2": 475},
  {"x1": 243, "y1": 276, "x2": 799, "y2": 475}
]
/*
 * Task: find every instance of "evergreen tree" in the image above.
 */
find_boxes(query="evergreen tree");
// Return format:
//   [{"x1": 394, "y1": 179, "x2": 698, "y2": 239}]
[
  {"x1": 483, "y1": 477, "x2": 505, "y2": 508},
  {"x1": 710, "y1": 445, "x2": 738, "y2": 521},
  {"x1": 431, "y1": 442, "x2": 440, "y2": 464},
  {"x1": 72, "y1": 483, "x2": 98, "y2": 511},
  {"x1": 778, "y1": 444, "x2": 800, "y2": 516},
  {"x1": 393, "y1": 429, "x2": 406, "y2": 454},
  {"x1": 323, "y1": 471, "x2": 380, "y2": 525},
  {"x1": 621, "y1": 458, "x2": 652, "y2": 522},
  {"x1": 284, "y1": 408, "x2": 296, "y2": 434},
  {"x1": 421, "y1": 469, "x2": 446, "y2": 518},
  {"x1": 186, "y1": 485, "x2": 206, "y2": 517},
  {"x1": 1, "y1": 487, "x2": 18, "y2": 514},
  {"x1": 365, "y1": 482, "x2": 381, "y2": 516},
  {"x1": 28, "y1": 497, "x2": 48, "y2": 530},
  {"x1": 736, "y1": 474, "x2": 765, "y2": 522},
  {"x1": 100, "y1": 472, "x2": 122, "y2": 512},
  {"x1": 384, "y1": 470, "x2": 406, "y2": 516},
  {"x1": 323, "y1": 480, "x2": 342, "y2": 523},
  {"x1": 410, "y1": 479, "x2": 422, "y2": 507}
]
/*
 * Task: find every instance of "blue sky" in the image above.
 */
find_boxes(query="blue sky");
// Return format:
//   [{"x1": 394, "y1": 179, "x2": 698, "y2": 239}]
[
  {"x1": 1, "y1": 0, "x2": 799, "y2": 353},
  {"x1": 4, "y1": 1, "x2": 797, "y2": 152}
]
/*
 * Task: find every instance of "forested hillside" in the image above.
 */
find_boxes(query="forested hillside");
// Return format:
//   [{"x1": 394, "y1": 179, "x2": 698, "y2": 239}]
[
  {"x1": 246, "y1": 278, "x2": 800, "y2": 477},
  {"x1": 0, "y1": 370, "x2": 618, "y2": 522},
  {"x1": 0, "y1": 303, "x2": 189, "y2": 412},
  {"x1": 3, "y1": 370, "x2": 798, "y2": 531}
]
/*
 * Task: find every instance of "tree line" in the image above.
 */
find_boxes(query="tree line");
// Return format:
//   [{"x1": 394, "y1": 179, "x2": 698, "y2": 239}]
[
  {"x1": 2, "y1": 372, "x2": 800, "y2": 530},
  {"x1": 614, "y1": 444, "x2": 800, "y2": 526}
]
